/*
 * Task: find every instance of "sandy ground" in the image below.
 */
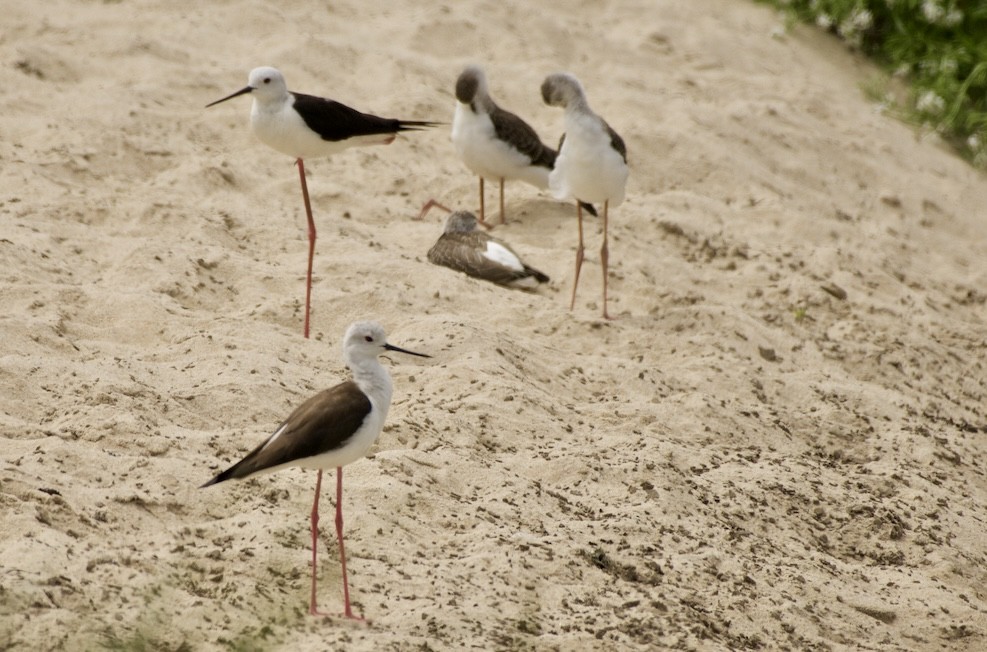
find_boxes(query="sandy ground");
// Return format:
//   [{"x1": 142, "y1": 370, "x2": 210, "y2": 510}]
[{"x1": 2, "y1": 0, "x2": 987, "y2": 649}]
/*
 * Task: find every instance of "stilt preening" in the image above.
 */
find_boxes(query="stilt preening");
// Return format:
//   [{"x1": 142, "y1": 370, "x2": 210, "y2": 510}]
[
  {"x1": 428, "y1": 210, "x2": 550, "y2": 289},
  {"x1": 541, "y1": 73, "x2": 628, "y2": 319},
  {"x1": 451, "y1": 65, "x2": 595, "y2": 226},
  {"x1": 207, "y1": 67, "x2": 439, "y2": 338},
  {"x1": 201, "y1": 321, "x2": 430, "y2": 619}
]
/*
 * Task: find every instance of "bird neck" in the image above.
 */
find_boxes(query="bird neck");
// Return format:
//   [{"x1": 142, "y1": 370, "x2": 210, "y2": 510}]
[
  {"x1": 468, "y1": 88, "x2": 496, "y2": 115},
  {"x1": 350, "y1": 359, "x2": 394, "y2": 406},
  {"x1": 564, "y1": 94, "x2": 592, "y2": 116},
  {"x1": 252, "y1": 92, "x2": 288, "y2": 114}
]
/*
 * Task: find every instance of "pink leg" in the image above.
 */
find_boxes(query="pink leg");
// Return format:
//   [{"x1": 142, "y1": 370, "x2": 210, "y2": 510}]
[
  {"x1": 601, "y1": 201, "x2": 612, "y2": 320},
  {"x1": 570, "y1": 202, "x2": 585, "y2": 311},
  {"x1": 335, "y1": 466, "x2": 363, "y2": 621},
  {"x1": 415, "y1": 198, "x2": 453, "y2": 221},
  {"x1": 309, "y1": 469, "x2": 326, "y2": 615},
  {"x1": 498, "y1": 178, "x2": 505, "y2": 225},
  {"x1": 296, "y1": 158, "x2": 315, "y2": 340}
]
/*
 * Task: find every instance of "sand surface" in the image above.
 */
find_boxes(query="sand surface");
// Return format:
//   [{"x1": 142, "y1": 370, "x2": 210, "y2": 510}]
[{"x1": 2, "y1": 0, "x2": 987, "y2": 649}]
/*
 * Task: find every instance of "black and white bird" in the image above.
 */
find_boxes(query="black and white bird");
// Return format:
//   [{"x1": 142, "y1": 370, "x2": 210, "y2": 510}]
[
  {"x1": 451, "y1": 65, "x2": 594, "y2": 225},
  {"x1": 207, "y1": 67, "x2": 438, "y2": 338},
  {"x1": 541, "y1": 73, "x2": 628, "y2": 320},
  {"x1": 428, "y1": 210, "x2": 549, "y2": 289},
  {"x1": 201, "y1": 320, "x2": 430, "y2": 620}
]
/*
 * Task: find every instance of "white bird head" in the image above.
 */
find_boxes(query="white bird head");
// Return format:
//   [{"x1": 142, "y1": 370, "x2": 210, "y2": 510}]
[
  {"x1": 206, "y1": 66, "x2": 289, "y2": 108},
  {"x1": 342, "y1": 321, "x2": 430, "y2": 368}
]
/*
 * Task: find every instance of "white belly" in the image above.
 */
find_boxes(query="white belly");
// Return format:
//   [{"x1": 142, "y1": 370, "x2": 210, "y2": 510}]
[
  {"x1": 550, "y1": 113, "x2": 628, "y2": 205},
  {"x1": 452, "y1": 103, "x2": 549, "y2": 189},
  {"x1": 295, "y1": 395, "x2": 388, "y2": 470},
  {"x1": 250, "y1": 101, "x2": 388, "y2": 159}
]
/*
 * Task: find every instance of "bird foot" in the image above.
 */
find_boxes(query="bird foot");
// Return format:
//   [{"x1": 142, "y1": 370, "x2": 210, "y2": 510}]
[
  {"x1": 309, "y1": 606, "x2": 369, "y2": 624},
  {"x1": 415, "y1": 198, "x2": 453, "y2": 221}
]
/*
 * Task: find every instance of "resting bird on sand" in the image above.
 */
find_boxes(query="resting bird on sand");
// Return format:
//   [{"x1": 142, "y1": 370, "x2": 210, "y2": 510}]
[{"x1": 428, "y1": 211, "x2": 549, "y2": 289}]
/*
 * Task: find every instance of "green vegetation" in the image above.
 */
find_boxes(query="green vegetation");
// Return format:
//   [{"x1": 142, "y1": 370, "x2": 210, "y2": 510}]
[{"x1": 761, "y1": 0, "x2": 987, "y2": 165}]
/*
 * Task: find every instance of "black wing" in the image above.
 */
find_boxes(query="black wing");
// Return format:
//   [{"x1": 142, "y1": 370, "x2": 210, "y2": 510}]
[
  {"x1": 292, "y1": 92, "x2": 437, "y2": 142},
  {"x1": 489, "y1": 106, "x2": 556, "y2": 169},
  {"x1": 556, "y1": 132, "x2": 600, "y2": 217},
  {"x1": 604, "y1": 120, "x2": 628, "y2": 163},
  {"x1": 202, "y1": 381, "x2": 372, "y2": 486}
]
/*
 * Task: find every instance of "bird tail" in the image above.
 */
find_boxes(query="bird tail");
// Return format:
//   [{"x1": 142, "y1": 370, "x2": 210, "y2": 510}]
[
  {"x1": 579, "y1": 201, "x2": 598, "y2": 217},
  {"x1": 396, "y1": 120, "x2": 444, "y2": 131},
  {"x1": 525, "y1": 266, "x2": 550, "y2": 284},
  {"x1": 199, "y1": 462, "x2": 243, "y2": 488},
  {"x1": 200, "y1": 471, "x2": 229, "y2": 489}
]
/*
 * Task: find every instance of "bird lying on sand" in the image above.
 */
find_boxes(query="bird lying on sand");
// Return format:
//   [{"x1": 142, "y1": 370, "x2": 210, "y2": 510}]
[{"x1": 427, "y1": 210, "x2": 550, "y2": 289}]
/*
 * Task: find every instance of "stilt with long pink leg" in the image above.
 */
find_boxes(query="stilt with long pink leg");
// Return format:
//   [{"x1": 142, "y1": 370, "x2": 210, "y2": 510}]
[
  {"x1": 452, "y1": 65, "x2": 573, "y2": 226},
  {"x1": 542, "y1": 73, "x2": 629, "y2": 319},
  {"x1": 207, "y1": 67, "x2": 438, "y2": 337},
  {"x1": 201, "y1": 321, "x2": 430, "y2": 619},
  {"x1": 308, "y1": 467, "x2": 358, "y2": 618}
]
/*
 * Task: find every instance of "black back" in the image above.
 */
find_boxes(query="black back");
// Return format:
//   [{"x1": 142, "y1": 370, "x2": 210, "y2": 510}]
[
  {"x1": 292, "y1": 92, "x2": 436, "y2": 142},
  {"x1": 489, "y1": 106, "x2": 557, "y2": 170}
]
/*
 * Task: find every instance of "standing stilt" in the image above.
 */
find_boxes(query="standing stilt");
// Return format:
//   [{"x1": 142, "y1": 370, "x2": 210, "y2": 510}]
[
  {"x1": 451, "y1": 65, "x2": 565, "y2": 226},
  {"x1": 541, "y1": 73, "x2": 629, "y2": 319},
  {"x1": 206, "y1": 67, "x2": 437, "y2": 336},
  {"x1": 201, "y1": 322, "x2": 430, "y2": 622}
]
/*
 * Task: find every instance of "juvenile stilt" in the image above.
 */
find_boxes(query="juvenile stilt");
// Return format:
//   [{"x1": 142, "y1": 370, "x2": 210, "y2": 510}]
[
  {"x1": 542, "y1": 73, "x2": 628, "y2": 319},
  {"x1": 452, "y1": 65, "x2": 563, "y2": 226},
  {"x1": 428, "y1": 210, "x2": 550, "y2": 289},
  {"x1": 201, "y1": 321, "x2": 431, "y2": 620}
]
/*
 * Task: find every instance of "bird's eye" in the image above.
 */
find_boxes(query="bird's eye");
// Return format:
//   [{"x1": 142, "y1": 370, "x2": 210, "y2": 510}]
[
  {"x1": 263, "y1": 78, "x2": 271, "y2": 84},
  {"x1": 364, "y1": 336, "x2": 373, "y2": 342}
]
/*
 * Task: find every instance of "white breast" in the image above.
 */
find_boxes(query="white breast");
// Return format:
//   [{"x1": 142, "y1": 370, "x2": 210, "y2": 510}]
[
  {"x1": 452, "y1": 103, "x2": 550, "y2": 189},
  {"x1": 550, "y1": 112, "x2": 628, "y2": 206},
  {"x1": 250, "y1": 97, "x2": 377, "y2": 159}
]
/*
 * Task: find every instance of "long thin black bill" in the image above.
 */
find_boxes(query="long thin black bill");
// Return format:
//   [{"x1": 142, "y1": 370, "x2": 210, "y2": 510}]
[
  {"x1": 384, "y1": 343, "x2": 431, "y2": 358},
  {"x1": 205, "y1": 86, "x2": 253, "y2": 108}
]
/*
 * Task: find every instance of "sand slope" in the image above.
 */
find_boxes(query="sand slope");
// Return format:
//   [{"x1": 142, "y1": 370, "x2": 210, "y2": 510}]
[{"x1": 2, "y1": 0, "x2": 986, "y2": 649}]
